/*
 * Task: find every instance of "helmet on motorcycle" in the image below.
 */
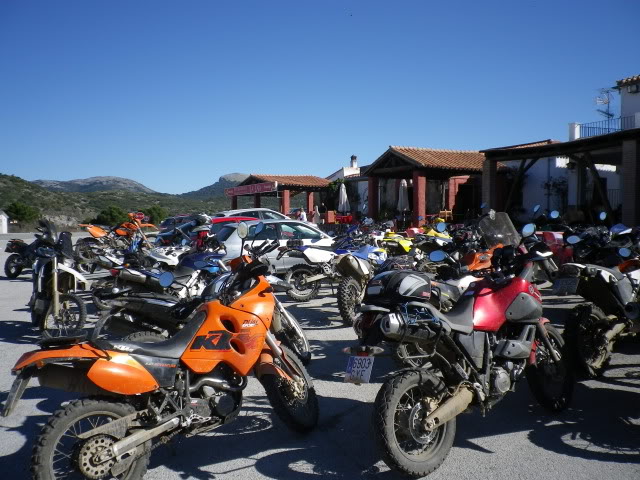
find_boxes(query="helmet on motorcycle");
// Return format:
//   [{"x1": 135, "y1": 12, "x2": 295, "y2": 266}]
[
  {"x1": 363, "y1": 270, "x2": 432, "y2": 306},
  {"x1": 193, "y1": 213, "x2": 211, "y2": 226}
]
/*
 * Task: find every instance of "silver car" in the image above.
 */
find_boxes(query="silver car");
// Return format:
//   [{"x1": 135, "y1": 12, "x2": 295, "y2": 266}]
[{"x1": 216, "y1": 219, "x2": 333, "y2": 273}]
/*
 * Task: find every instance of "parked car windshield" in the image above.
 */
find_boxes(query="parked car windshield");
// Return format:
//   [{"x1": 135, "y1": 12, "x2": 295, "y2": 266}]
[
  {"x1": 216, "y1": 225, "x2": 236, "y2": 242},
  {"x1": 280, "y1": 222, "x2": 323, "y2": 240},
  {"x1": 248, "y1": 223, "x2": 278, "y2": 240}
]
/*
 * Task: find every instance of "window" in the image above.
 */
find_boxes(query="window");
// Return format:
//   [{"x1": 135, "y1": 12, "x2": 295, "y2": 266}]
[
  {"x1": 216, "y1": 225, "x2": 236, "y2": 242},
  {"x1": 263, "y1": 211, "x2": 284, "y2": 220},
  {"x1": 279, "y1": 222, "x2": 322, "y2": 240},
  {"x1": 210, "y1": 221, "x2": 233, "y2": 235},
  {"x1": 248, "y1": 223, "x2": 278, "y2": 240},
  {"x1": 241, "y1": 211, "x2": 261, "y2": 219}
]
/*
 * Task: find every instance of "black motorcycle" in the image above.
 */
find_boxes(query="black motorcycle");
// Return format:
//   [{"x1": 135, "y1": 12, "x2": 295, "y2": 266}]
[{"x1": 4, "y1": 236, "x2": 44, "y2": 278}]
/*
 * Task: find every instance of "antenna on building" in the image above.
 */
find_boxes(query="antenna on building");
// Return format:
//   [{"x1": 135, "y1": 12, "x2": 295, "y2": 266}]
[{"x1": 595, "y1": 88, "x2": 615, "y2": 119}]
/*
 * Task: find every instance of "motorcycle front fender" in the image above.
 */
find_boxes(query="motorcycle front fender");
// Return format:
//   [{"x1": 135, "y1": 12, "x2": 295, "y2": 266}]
[{"x1": 57, "y1": 263, "x2": 89, "y2": 290}]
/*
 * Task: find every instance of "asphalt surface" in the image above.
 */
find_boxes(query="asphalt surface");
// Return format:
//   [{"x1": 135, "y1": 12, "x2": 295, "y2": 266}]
[{"x1": 0, "y1": 234, "x2": 639, "y2": 480}]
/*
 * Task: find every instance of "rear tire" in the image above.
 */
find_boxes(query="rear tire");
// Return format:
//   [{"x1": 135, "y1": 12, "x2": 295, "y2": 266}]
[
  {"x1": 337, "y1": 277, "x2": 362, "y2": 326},
  {"x1": 31, "y1": 398, "x2": 149, "y2": 480},
  {"x1": 4, "y1": 254, "x2": 24, "y2": 278},
  {"x1": 261, "y1": 345, "x2": 319, "y2": 433},
  {"x1": 526, "y1": 323, "x2": 573, "y2": 412},
  {"x1": 564, "y1": 303, "x2": 613, "y2": 378},
  {"x1": 373, "y1": 371, "x2": 455, "y2": 478},
  {"x1": 284, "y1": 265, "x2": 321, "y2": 302},
  {"x1": 122, "y1": 331, "x2": 167, "y2": 343}
]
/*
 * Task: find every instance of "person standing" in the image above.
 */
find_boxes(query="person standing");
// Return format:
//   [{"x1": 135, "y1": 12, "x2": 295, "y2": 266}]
[
  {"x1": 298, "y1": 207, "x2": 307, "y2": 223},
  {"x1": 312, "y1": 206, "x2": 321, "y2": 225}
]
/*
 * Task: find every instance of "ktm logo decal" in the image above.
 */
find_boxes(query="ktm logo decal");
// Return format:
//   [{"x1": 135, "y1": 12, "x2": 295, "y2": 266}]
[{"x1": 190, "y1": 330, "x2": 233, "y2": 351}]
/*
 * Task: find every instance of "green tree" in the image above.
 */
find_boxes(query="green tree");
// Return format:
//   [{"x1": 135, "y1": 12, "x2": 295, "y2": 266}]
[
  {"x1": 142, "y1": 205, "x2": 168, "y2": 225},
  {"x1": 93, "y1": 205, "x2": 128, "y2": 226},
  {"x1": 5, "y1": 201, "x2": 40, "y2": 222}
]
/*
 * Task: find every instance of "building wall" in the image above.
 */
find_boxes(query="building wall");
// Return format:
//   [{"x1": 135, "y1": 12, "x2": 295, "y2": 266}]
[{"x1": 620, "y1": 87, "x2": 640, "y2": 119}]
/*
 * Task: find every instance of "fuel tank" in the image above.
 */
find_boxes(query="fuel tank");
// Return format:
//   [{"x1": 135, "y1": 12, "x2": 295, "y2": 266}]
[{"x1": 472, "y1": 278, "x2": 542, "y2": 331}]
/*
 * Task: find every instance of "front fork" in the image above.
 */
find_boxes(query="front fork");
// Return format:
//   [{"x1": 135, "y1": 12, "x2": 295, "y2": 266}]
[
  {"x1": 535, "y1": 320, "x2": 561, "y2": 364},
  {"x1": 51, "y1": 257, "x2": 60, "y2": 317}
]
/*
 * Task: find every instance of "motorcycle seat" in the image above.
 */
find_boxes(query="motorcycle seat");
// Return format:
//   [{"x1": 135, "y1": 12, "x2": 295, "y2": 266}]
[
  {"x1": 437, "y1": 294, "x2": 475, "y2": 334},
  {"x1": 93, "y1": 312, "x2": 206, "y2": 358},
  {"x1": 586, "y1": 264, "x2": 625, "y2": 281},
  {"x1": 360, "y1": 305, "x2": 391, "y2": 313}
]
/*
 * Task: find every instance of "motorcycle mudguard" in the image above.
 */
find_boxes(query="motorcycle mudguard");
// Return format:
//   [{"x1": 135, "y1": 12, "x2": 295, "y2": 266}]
[
  {"x1": 254, "y1": 348, "x2": 293, "y2": 381},
  {"x1": 2, "y1": 369, "x2": 33, "y2": 417},
  {"x1": 57, "y1": 263, "x2": 89, "y2": 290}
]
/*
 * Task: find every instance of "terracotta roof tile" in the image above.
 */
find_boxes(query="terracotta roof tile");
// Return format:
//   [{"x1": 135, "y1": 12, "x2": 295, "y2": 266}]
[
  {"x1": 389, "y1": 146, "x2": 486, "y2": 172},
  {"x1": 247, "y1": 174, "x2": 331, "y2": 188},
  {"x1": 617, "y1": 75, "x2": 640, "y2": 87}
]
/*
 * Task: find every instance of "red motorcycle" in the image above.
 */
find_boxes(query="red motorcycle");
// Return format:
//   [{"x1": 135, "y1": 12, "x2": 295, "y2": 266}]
[{"x1": 346, "y1": 220, "x2": 573, "y2": 478}]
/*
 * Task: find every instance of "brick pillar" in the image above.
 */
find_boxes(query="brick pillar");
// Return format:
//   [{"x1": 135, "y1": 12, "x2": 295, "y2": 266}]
[
  {"x1": 412, "y1": 170, "x2": 426, "y2": 227},
  {"x1": 306, "y1": 191, "x2": 314, "y2": 213},
  {"x1": 231, "y1": 196, "x2": 238, "y2": 209},
  {"x1": 622, "y1": 140, "x2": 640, "y2": 226},
  {"x1": 253, "y1": 194, "x2": 261, "y2": 208},
  {"x1": 367, "y1": 177, "x2": 379, "y2": 219},
  {"x1": 481, "y1": 159, "x2": 497, "y2": 211},
  {"x1": 280, "y1": 189, "x2": 290, "y2": 215}
]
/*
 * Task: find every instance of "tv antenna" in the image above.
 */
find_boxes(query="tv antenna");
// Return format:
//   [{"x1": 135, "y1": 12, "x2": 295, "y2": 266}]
[{"x1": 595, "y1": 88, "x2": 615, "y2": 119}]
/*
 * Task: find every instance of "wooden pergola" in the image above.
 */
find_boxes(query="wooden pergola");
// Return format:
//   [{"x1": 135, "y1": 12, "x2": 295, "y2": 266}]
[
  {"x1": 481, "y1": 129, "x2": 640, "y2": 225},
  {"x1": 225, "y1": 174, "x2": 331, "y2": 214},
  {"x1": 364, "y1": 146, "x2": 492, "y2": 226}
]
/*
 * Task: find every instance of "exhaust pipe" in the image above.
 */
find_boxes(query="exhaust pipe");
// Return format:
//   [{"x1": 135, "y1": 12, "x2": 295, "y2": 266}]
[
  {"x1": 423, "y1": 386, "x2": 474, "y2": 431},
  {"x1": 189, "y1": 375, "x2": 247, "y2": 393},
  {"x1": 604, "y1": 321, "x2": 626, "y2": 341}
]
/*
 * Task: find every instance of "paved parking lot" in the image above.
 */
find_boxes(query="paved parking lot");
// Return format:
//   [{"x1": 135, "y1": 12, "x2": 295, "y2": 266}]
[{"x1": 0, "y1": 235, "x2": 639, "y2": 480}]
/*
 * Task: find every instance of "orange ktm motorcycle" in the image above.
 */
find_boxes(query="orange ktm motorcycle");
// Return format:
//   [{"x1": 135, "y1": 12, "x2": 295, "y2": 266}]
[{"x1": 2, "y1": 222, "x2": 319, "y2": 480}]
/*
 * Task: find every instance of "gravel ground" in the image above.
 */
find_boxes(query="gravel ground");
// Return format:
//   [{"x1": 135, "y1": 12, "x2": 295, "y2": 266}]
[{"x1": 0, "y1": 234, "x2": 638, "y2": 480}]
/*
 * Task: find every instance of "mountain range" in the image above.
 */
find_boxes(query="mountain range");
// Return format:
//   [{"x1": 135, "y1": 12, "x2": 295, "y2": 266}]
[{"x1": 0, "y1": 173, "x2": 253, "y2": 226}]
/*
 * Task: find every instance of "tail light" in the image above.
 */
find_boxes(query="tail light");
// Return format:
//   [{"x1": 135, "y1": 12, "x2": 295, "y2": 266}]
[{"x1": 110, "y1": 269, "x2": 120, "y2": 277}]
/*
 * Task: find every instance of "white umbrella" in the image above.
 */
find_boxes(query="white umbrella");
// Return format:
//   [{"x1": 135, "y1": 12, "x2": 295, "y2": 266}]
[
  {"x1": 337, "y1": 183, "x2": 350, "y2": 213},
  {"x1": 397, "y1": 179, "x2": 409, "y2": 212}
]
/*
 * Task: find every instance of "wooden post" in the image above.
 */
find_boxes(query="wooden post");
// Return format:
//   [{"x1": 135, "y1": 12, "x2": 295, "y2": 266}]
[
  {"x1": 306, "y1": 191, "x2": 314, "y2": 213},
  {"x1": 231, "y1": 196, "x2": 238, "y2": 209},
  {"x1": 412, "y1": 170, "x2": 426, "y2": 227},
  {"x1": 622, "y1": 139, "x2": 640, "y2": 226},
  {"x1": 253, "y1": 194, "x2": 261, "y2": 208},
  {"x1": 581, "y1": 152, "x2": 614, "y2": 223},
  {"x1": 280, "y1": 189, "x2": 290, "y2": 215},
  {"x1": 482, "y1": 159, "x2": 497, "y2": 211},
  {"x1": 503, "y1": 158, "x2": 538, "y2": 212},
  {"x1": 368, "y1": 177, "x2": 379, "y2": 219}
]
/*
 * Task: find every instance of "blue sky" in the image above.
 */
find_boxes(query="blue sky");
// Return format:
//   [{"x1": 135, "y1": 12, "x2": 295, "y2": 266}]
[{"x1": 1, "y1": 0, "x2": 638, "y2": 194}]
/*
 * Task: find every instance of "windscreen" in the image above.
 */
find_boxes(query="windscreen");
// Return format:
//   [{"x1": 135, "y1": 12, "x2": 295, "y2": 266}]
[
  {"x1": 477, "y1": 212, "x2": 520, "y2": 247},
  {"x1": 216, "y1": 225, "x2": 236, "y2": 242}
]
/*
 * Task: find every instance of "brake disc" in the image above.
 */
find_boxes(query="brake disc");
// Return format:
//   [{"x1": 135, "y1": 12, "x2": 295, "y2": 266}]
[{"x1": 77, "y1": 434, "x2": 117, "y2": 480}]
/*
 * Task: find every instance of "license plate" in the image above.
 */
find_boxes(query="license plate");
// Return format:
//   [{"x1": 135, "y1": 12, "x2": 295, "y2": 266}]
[
  {"x1": 344, "y1": 355, "x2": 375, "y2": 384},
  {"x1": 552, "y1": 277, "x2": 579, "y2": 295}
]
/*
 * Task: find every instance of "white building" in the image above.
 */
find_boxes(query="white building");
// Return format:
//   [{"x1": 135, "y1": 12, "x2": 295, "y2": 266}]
[{"x1": 0, "y1": 210, "x2": 8, "y2": 234}]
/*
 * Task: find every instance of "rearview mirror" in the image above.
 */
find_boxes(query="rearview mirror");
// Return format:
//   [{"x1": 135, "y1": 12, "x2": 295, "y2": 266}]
[
  {"x1": 158, "y1": 272, "x2": 174, "y2": 288},
  {"x1": 237, "y1": 222, "x2": 249, "y2": 239},
  {"x1": 522, "y1": 223, "x2": 536, "y2": 237},
  {"x1": 619, "y1": 247, "x2": 632, "y2": 258},
  {"x1": 254, "y1": 222, "x2": 265, "y2": 236},
  {"x1": 550, "y1": 210, "x2": 560, "y2": 219},
  {"x1": 533, "y1": 204, "x2": 540, "y2": 214},
  {"x1": 480, "y1": 202, "x2": 487, "y2": 209},
  {"x1": 429, "y1": 250, "x2": 447, "y2": 262},
  {"x1": 435, "y1": 223, "x2": 447, "y2": 233},
  {"x1": 599, "y1": 212, "x2": 607, "y2": 221},
  {"x1": 567, "y1": 235, "x2": 581, "y2": 245}
]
